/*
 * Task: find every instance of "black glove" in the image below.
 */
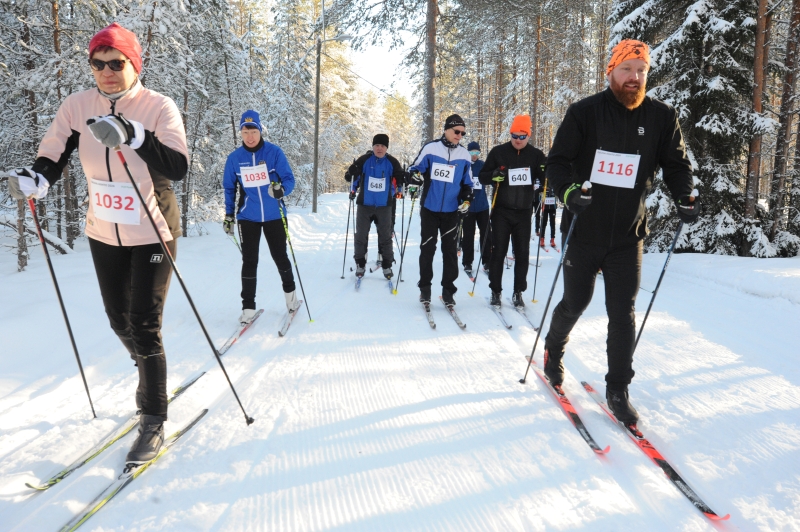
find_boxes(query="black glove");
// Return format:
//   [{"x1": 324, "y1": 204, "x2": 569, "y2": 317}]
[
  {"x1": 409, "y1": 171, "x2": 423, "y2": 185},
  {"x1": 223, "y1": 214, "x2": 235, "y2": 235},
  {"x1": 676, "y1": 191, "x2": 700, "y2": 223},
  {"x1": 564, "y1": 181, "x2": 592, "y2": 215},
  {"x1": 491, "y1": 167, "x2": 507, "y2": 182},
  {"x1": 344, "y1": 171, "x2": 352, "y2": 183},
  {"x1": 349, "y1": 190, "x2": 356, "y2": 201},
  {"x1": 268, "y1": 181, "x2": 284, "y2": 200}
]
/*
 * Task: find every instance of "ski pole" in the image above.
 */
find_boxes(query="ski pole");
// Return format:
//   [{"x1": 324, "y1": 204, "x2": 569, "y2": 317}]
[
  {"x1": 392, "y1": 192, "x2": 417, "y2": 295},
  {"x1": 456, "y1": 214, "x2": 464, "y2": 257},
  {"x1": 113, "y1": 147, "x2": 254, "y2": 426},
  {"x1": 531, "y1": 179, "x2": 547, "y2": 303},
  {"x1": 228, "y1": 231, "x2": 242, "y2": 254},
  {"x1": 633, "y1": 221, "x2": 683, "y2": 353},
  {"x1": 468, "y1": 174, "x2": 502, "y2": 296},
  {"x1": 340, "y1": 195, "x2": 353, "y2": 279},
  {"x1": 27, "y1": 199, "x2": 96, "y2": 419},
  {"x1": 275, "y1": 196, "x2": 313, "y2": 321},
  {"x1": 399, "y1": 185, "x2": 405, "y2": 281},
  {"x1": 519, "y1": 211, "x2": 579, "y2": 385}
]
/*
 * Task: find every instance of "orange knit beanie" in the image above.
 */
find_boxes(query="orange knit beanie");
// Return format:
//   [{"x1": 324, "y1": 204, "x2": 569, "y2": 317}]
[{"x1": 510, "y1": 114, "x2": 532, "y2": 136}]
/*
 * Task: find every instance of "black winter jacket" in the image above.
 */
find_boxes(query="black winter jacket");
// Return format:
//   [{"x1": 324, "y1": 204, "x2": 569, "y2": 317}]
[
  {"x1": 345, "y1": 150, "x2": 405, "y2": 206},
  {"x1": 547, "y1": 88, "x2": 693, "y2": 247},
  {"x1": 479, "y1": 142, "x2": 546, "y2": 211}
]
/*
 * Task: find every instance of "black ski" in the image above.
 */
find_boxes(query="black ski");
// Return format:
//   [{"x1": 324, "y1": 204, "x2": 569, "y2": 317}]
[
  {"x1": 439, "y1": 296, "x2": 466, "y2": 329},
  {"x1": 422, "y1": 301, "x2": 436, "y2": 329}
]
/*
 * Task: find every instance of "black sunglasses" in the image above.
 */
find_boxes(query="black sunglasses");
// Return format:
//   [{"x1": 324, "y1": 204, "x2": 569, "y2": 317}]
[
  {"x1": 451, "y1": 130, "x2": 467, "y2": 137},
  {"x1": 90, "y1": 58, "x2": 128, "y2": 72},
  {"x1": 510, "y1": 133, "x2": 529, "y2": 140}
]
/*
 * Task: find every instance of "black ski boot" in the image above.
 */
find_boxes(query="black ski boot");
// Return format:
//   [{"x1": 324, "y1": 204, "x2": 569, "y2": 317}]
[
  {"x1": 463, "y1": 263, "x2": 473, "y2": 278},
  {"x1": 490, "y1": 291, "x2": 501, "y2": 307},
  {"x1": 355, "y1": 264, "x2": 366, "y2": 278},
  {"x1": 543, "y1": 347, "x2": 565, "y2": 387},
  {"x1": 606, "y1": 387, "x2": 639, "y2": 424},
  {"x1": 126, "y1": 414, "x2": 165, "y2": 465},
  {"x1": 442, "y1": 289, "x2": 455, "y2": 308},
  {"x1": 512, "y1": 291, "x2": 525, "y2": 308},
  {"x1": 419, "y1": 286, "x2": 431, "y2": 304}
]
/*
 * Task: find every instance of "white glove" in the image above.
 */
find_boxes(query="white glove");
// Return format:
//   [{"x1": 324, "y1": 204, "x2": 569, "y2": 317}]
[
  {"x1": 458, "y1": 201, "x2": 470, "y2": 214},
  {"x1": 8, "y1": 168, "x2": 50, "y2": 200},
  {"x1": 268, "y1": 182, "x2": 285, "y2": 199},
  {"x1": 86, "y1": 114, "x2": 144, "y2": 149}
]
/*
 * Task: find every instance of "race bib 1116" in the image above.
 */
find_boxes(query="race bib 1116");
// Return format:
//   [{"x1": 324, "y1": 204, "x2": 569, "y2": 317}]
[
  {"x1": 545, "y1": 197, "x2": 555, "y2": 205},
  {"x1": 241, "y1": 164, "x2": 270, "y2": 188},
  {"x1": 508, "y1": 167, "x2": 531, "y2": 186},
  {"x1": 91, "y1": 179, "x2": 140, "y2": 225},
  {"x1": 589, "y1": 150, "x2": 640, "y2": 189},
  {"x1": 431, "y1": 162, "x2": 456, "y2": 183}
]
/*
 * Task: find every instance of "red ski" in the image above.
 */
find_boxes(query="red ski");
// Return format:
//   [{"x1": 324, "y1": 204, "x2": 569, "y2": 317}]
[{"x1": 581, "y1": 381, "x2": 730, "y2": 521}]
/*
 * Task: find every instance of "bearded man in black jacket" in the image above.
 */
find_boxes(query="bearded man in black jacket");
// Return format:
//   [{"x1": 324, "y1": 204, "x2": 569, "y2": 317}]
[
  {"x1": 542, "y1": 40, "x2": 700, "y2": 425},
  {"x1": 479, "y1": 114, "x2": 546, "y2": 309}
]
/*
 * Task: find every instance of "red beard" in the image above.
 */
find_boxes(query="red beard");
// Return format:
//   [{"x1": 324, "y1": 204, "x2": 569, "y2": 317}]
[{"x1": 610, "y1": 77, "x2": 646, "y2": 110}]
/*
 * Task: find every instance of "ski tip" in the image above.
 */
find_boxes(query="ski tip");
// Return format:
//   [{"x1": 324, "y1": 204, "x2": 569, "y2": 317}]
[
  {"x1": 705, "y1": 512, "x2": 730, "y2": 521},
  {"x1": 594, "y1": 445, "x2": 611, "y2": 454},
  {"x1": 25, "y1": 482, "x2": 48, "y2": 491}
]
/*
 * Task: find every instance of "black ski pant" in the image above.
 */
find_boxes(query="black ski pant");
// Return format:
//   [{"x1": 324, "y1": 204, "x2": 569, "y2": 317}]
[
  {"x1": 461, "y1": 209, "x2": 490, "y2": 269},
  {"x1": 89, "y1": 237, "x2": 176, "y2": 420},
  {"x1": 354, "y1": 204, "x2": 394, "y2": 268},
  {"x1": 539, "y1": 206, "x2": 556, "y2": 239},
  {"x1": 489, "y1": 207, "x2": 532, "y2": 293},
  {"x1": 418, "y1": 207, "x2": 460, "y2": 296},
  {"x1": 545, "y1": 239, "x2": 642, "y2": 388},
  {"x1": 239, "y1": 218, "x2": 295, "y2": 310}
]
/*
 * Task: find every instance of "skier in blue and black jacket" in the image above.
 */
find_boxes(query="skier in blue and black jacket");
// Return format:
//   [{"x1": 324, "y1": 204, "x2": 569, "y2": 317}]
[
  {"x1": 344, "y1": 133, "x2": 405, "y2": 279},
  {"x1": 407, "y1": 114, "x2": 474, "y2": 307},
  {"x1": 460, "y1": 140, "x2": 490, "y2": 278},
  {"x1": 222, "y1": 110, "x2": 300, "y2": 325}
]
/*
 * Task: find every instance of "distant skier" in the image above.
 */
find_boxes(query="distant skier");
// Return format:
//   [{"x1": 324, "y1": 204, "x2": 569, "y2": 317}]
[
  {"x1": 479, "y1": 115, "x2": 546, "y2": 308},
  {"x1": 8, "y1": 23, "x2": 188, "y2": 465},
  {"x1": 222, "y1": 110, "x2": 300, "y2": 325},
  {"x1": 408, "y1": 114, "x2": 474, "y2": 307},
  {"x1": 538, "y1": 185, "x2": 557, "y2": 249},
  {"x1": 460, "y1": 141, "x2": 491, "y2": 278},
  {"x1": 344, "y1": 133, "x2": 405, "y2": 279},
  {"x1": 543, "y1": 40, "x2": 700, "y2": 424}
]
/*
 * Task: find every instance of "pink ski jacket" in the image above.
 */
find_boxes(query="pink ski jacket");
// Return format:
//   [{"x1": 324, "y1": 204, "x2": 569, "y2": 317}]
[{"x1": 34, "y1": 80, "x2": 189, "y2": 246}]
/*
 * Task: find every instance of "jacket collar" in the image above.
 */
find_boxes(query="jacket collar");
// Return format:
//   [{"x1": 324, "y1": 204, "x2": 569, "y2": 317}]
[{"x1": 243, "y1": 137, "x2": 265, "y2": 153}]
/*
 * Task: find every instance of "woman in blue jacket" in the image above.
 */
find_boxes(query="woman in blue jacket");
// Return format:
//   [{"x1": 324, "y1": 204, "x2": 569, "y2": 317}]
[{"x1": 222, "y1": 111, "x2": 300, "y2": 324}]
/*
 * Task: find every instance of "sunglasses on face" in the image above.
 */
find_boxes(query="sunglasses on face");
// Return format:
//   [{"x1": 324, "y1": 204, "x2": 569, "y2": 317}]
[
  {"x1": 510, "y1": 133, "x2": 529, "y2": 140},
  {"x1": 469, "y1": 150, "x2": 480, "y2": 156},
  {"x1": 90, "y1": 58, "x2": 128, "y2": 72},
  {"x1": 451, "y1": 130, "x2": 466, "y2": 137}
]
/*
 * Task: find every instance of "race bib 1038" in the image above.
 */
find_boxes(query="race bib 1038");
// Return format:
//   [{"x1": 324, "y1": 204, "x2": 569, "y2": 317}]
[
  {"x1": 90, "y1": 179, "x2": 140, "y2": 225},
  {"x1": 589, "y1": 150, "x2": 640, "y2": 189},
  {"x1": 241, "y1": 164, "x2": 270, "y2": 188}
]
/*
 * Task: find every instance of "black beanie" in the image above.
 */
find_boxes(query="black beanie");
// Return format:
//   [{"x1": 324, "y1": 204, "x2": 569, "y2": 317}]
[
  {"x1": 443, "y1": 114, "x2": 466, "y2": 130},
  {"x1": 372, "y1": 133, "x2": 389, "y2": 147}
]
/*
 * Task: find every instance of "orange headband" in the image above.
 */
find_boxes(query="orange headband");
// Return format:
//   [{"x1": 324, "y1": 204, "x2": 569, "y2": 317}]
[{"x1": 606, "y1": 39, "x2": 650, "y2": 75}]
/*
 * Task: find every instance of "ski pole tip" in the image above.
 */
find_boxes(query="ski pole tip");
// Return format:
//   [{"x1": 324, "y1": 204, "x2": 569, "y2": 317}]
[
  {"x1": 519, "y1": 378, "x2": 527, "y2": 384},
  {"x1": 392, "y1": 289, "x2": 397, "y2": 295},
  {"x1": 468, "y1": 292, "x2": 474, "y2": 297},
  {"x1": 531, "y1": 299, "x2": 538, "y2": 303},
  {"x1": 246, "y1": 416, "x2": 255, "y2": 425}
]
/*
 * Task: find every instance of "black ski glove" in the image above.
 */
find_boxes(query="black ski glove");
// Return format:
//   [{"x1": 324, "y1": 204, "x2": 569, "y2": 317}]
[
  {"x1": 349, "y1": 190, "x2": 356, "y2": 201},
  {"x1": 676, "y1": 190, "x2": 700, "y2": 223},
  {"x1": 564, "y1": 181, "x2": 592, "y2": 214}
]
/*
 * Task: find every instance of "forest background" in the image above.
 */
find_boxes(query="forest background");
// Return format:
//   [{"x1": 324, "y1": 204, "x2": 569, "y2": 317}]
[{"x1": 2, "y1": 0, "x2": 800, "y2": 268}]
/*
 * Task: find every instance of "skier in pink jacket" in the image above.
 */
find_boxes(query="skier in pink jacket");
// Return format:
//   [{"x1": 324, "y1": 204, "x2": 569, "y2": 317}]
[{"x1": 8, "y1": 23, "x2": 189, "y2": 464}]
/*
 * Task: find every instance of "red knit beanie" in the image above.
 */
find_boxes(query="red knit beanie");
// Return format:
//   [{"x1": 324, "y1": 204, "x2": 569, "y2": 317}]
[{"x1": 89, "y1": 23, "x2": 143, "y2": 74}]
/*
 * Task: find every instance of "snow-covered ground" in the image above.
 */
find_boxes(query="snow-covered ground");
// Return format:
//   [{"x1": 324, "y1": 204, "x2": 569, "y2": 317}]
[{"x1": 0, "y1": 193, "x2": 798, "y2": 531}]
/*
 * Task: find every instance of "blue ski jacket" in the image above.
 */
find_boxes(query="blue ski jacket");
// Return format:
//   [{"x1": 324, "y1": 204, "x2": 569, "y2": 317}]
[
  {"x1": 223, "y1": 139, "x2": 295, "y2": 222},
  {"x1": 469, "y1": 159, "x2": 489, "y2": 212},
  {"x1": 409, "y1": 138, "x2": 473, "y2": 212}
]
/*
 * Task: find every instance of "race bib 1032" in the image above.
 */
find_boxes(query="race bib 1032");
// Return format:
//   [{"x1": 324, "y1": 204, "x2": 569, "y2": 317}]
[{"x1": 90, "y1": 179, "x2": 140, "y2": 225}]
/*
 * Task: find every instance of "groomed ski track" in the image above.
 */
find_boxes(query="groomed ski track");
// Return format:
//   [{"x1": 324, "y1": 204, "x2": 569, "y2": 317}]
[{"x1": 1, "y1": 193, "x2": 798, "y2": 530}]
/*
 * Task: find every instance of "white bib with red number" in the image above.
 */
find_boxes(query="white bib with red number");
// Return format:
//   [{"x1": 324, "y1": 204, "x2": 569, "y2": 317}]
[
  {"x1": 368, "y1": 176, "x2": 386, "y2": 192},
  {"x1": 91, "y1": 179, "x2": 140, "y2": 225},
  {"x1": 241, "y1": 164, "x2": 270, "y2": 188},
  {"x1": 431, "y1": 162, "x2": 456, "y2": 183},
  {"x1": 508, "y1": 167, "x2": 531, "y2": 186},
  {"x1": 590, "y1": 150, "x2": 640, "y2": 189},
  {"x1": 473, "y1": 179, "x2": 482, "y2": 190},
  {"x1": 545, "y1": 197, "x2": 555, "y2": 205}
]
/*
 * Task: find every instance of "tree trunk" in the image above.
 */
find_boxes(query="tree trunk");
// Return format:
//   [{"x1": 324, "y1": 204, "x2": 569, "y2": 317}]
[
  {"x1": 17, "y1": 200, "x2": 28, "y2": 271},
  {"x1": 745, "y1": 0, "x2": 769, "y2": 222},
  {"x1": 532, "y1": 14, "x2": 541, "y2": 146},
  {"x1": 424, "y1": 0, "x2": 437, "y2": 141},
  {"x1": 770, "y1": 0, "x2": 800, "y2": 240}
]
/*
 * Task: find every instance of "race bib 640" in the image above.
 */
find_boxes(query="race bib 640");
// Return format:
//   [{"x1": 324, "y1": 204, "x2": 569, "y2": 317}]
[{"x1": 508, "y1": 167, "x2": 531, "y2": 186}]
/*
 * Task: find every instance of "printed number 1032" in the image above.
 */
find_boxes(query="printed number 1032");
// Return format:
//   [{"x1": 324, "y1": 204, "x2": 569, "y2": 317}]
[{"x1": 95, "y1": 193, "x2": 134, "y2": 211}]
